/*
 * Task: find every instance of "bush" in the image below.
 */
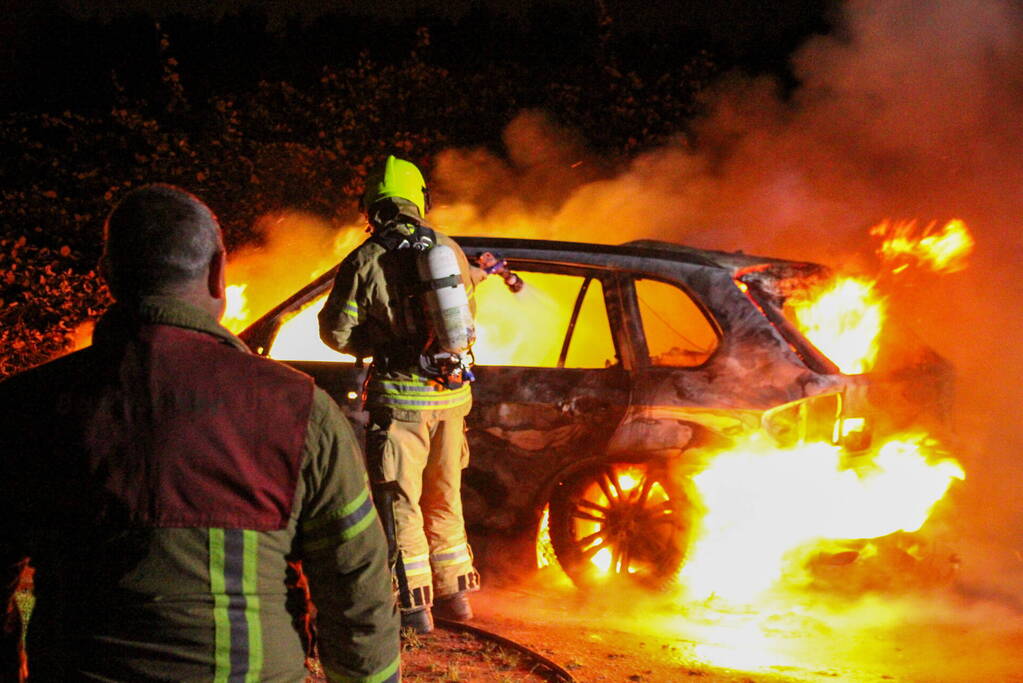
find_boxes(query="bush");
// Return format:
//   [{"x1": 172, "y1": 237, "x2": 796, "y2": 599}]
[{"x1": 0, "y1": 23, "x2": 715, "y2": 378}]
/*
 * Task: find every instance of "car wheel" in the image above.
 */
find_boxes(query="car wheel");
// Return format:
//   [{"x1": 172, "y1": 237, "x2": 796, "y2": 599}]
[{"x1": 549, "y1": 460, "x2": 691, "y2": 590}]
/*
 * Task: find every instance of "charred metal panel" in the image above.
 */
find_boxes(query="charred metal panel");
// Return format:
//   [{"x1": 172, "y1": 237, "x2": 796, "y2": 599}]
[
  {"x1": 464, "y1": 365, "x2": 630, "y2": 533},
  {"x1": 622, "y1": 260, "x2": 842, "y2": 408}
]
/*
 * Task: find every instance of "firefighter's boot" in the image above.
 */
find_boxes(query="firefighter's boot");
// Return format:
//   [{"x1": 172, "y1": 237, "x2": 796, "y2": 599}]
[
  {"x1": 433, "y1": 591, "x2": 473, "y2": 622},
  {"x1": 401, "y1": 607, "x2": 434, "y2": 635}
]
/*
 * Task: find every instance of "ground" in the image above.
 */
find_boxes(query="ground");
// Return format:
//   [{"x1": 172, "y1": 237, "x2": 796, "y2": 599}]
[{"x1": 389, "y1": 568, "x2": 1023, "y2": 683}]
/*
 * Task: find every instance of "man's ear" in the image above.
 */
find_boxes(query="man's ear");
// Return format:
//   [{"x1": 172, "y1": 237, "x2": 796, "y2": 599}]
[{"x1": 208, "y1": 248, "x2": 226, "y2": 300}]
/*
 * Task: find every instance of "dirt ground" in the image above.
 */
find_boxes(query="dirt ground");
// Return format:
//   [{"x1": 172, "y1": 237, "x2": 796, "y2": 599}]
[
  {"x1": 403, "y1": 568, "x2": 1023, "y2": 683},
  {"x1": 306, "y1": 624, "x2": 561, "y2": 683},
  {"x1": 398, "y1": 625, "x2": 564, "y2": 682}
]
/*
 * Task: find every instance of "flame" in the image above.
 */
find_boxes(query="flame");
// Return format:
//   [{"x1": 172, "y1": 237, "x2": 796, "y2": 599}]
[
  {"x1": 212, "y1": 212, "x2": 964, "y2": 626},
  {"x1": 268, "y1": 299, "x2": 345, "y2": 361},
  {"x1": 680, "y1": 433, "x2": 963, "y2": 603},
  {"x1": 70, "y1": 320, "x2": 95, "y2": 351},
  {"x1": 221, "y1": 284, "x2": 249, "y2": 332},
  {"x1": 870, "y1": 219, "x2": 975, "y2": 274},
  {"x1": 787, "y1": 276, "x2": 886, "y2": 374},
  {"x1": 219, "y1": 212, "x2": 368, "y2": 337},
  {"x1": 574, "y1": 466, "x2": 659, "y2": 574},
  {"x1": 264, "y1": 269, "x2": 617, "y2": 368}
]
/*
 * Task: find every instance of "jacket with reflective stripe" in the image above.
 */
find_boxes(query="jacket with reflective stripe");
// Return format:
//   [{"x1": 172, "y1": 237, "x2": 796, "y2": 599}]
[
  {"x1": 319, "y1": 225, "x2": 484, "y2": 422},
  {"x1": 0, "y1": 298, "x2": 400, "y2": 683}
]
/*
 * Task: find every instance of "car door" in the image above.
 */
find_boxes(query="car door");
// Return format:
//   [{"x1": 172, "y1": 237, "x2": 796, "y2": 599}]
[
  {"x1": 462, "y1": 263, "x2": 632, "y2": 535},
  {"x1": 607, "y1": 272, "x2": 760, "y2": 459}
]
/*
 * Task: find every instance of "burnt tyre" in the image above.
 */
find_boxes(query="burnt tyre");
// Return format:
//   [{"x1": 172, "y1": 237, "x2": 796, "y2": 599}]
[{"x1": 549, "y1": 461, "x2": 691, "y2": 590}]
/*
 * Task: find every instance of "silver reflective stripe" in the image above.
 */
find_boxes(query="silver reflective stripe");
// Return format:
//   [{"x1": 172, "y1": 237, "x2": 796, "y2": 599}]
[{"x1": 431, "y1": 543, "x2": 471, "y2": 568}]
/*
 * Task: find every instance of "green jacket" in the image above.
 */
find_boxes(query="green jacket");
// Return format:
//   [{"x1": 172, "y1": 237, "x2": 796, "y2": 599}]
[
  {"x1": 0, "y1": 297, "x2": 400, "y2": 682},
  {"x1": 318, "y1": 224, "x2": 484, "y2": 422}
]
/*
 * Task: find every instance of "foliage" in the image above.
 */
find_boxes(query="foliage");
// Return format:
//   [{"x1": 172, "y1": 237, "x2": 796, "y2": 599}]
[{"x1": 0, "y1": 21, "x2": 715, "y2": 379}]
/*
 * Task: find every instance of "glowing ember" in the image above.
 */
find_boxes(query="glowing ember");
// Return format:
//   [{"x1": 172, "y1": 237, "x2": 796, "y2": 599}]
[
  {"x1": 679, "y1": 433, "x2": 964, "y2": 603},
  {"x1": 787, "y1": 277, "x2": 886, "y2": 374},
  {"x1": 870, "y1": 219, "x2": 975, "y2": 273}
]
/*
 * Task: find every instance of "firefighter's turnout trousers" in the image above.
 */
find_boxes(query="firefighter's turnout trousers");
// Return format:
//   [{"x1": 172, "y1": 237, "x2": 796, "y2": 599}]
[{"x1": 368, "y1": 408, "x2": 479, "y2": 612}]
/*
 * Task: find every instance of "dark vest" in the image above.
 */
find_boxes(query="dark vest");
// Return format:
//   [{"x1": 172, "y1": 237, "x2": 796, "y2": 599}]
[{"x1": 3, "y1": 321, "x2": 315, "y2": 534}]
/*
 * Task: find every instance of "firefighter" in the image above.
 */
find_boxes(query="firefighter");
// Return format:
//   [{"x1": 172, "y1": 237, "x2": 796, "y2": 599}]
[
  {"x1": 0, "y1": 185, "x2": 400, "y2": 682},
  {"x1": 319, "y1": 156, "x2": 484, "y2": 634}
]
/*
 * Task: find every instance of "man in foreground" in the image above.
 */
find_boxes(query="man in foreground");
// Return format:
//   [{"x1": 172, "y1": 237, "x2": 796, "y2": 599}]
[{"x1": 0, "y1": 184, "x2": 399, "y2": 681}]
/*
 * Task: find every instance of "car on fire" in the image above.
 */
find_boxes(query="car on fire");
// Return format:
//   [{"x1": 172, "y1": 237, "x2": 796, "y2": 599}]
[{"x1": 239, "y1": 237, "x2": 952, "y2": 590}]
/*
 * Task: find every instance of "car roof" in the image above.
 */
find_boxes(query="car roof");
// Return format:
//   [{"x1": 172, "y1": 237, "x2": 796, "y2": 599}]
[{"x1": 453, "y1": 236, "x2": 826, "y2": 273}]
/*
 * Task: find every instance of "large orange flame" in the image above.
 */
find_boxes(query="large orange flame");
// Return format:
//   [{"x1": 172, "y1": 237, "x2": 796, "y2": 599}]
[
  {"x1": 262, "y1": 269, "x2": 615, "y2": 367},
  {"x1": 680, "y1": 433, "x2": 963, "y2": 603},
  {"x1": 787, "y1": 276, "x2": 886, "y2": 375},
  {"x1": 870, "y1": 218, "x2": 975, "y2": 274}
]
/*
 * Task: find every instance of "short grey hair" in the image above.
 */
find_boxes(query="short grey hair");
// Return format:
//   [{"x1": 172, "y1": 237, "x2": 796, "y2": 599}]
[{"x1": 102, "y1": 184, "x2": 224, "y2": 299}]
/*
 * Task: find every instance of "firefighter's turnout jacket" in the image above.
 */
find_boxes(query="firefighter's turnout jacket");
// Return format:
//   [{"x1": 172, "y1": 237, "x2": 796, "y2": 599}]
[
  {"x1": 318, "y1": 217, "x2": 483, "y2": 610},
  {"x1": 0, "y1": 297, "x2": 400, "y2": 683}
]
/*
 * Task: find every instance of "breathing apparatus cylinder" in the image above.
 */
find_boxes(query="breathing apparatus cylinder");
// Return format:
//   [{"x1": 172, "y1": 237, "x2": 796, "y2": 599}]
[{"x1": 417, "y1": 244, "x2": 476, "y2": 355}]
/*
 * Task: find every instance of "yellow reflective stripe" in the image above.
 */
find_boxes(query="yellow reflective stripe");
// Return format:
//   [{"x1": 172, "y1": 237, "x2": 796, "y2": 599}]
[
  {"x1": 302, "y1": 485, "x2": 371, "y2": 534},
  {"x1": 373, "y1": 379, "x2": 442, "y2": 390},
  {"x1": 343, "y1": 300, "x2": 359, "y2": 320},
  {"x1": 404, "y1": 566, "x2": 432, "y2": 578},
  {"x1": 209, "y1": 529, "x2": 230, "y2": 683},
  {"x1": 209, "y1": 530, "x2": 263, "y2": 682},
  {"x1": 302, "y1": 508, "x2": 379, "y2": 553},
  {"x1": 324, "y1": 655, "x2": 400, "y2": 683},
  {"x1": 242, "y1": 531, "x2": 263, "y2": 683},
  {"x1": 375, "y1": 388, "x2": 469, "y2": 400},
  {"x1": 370, "y1": 381, "x2": 470, "y2": 399}
]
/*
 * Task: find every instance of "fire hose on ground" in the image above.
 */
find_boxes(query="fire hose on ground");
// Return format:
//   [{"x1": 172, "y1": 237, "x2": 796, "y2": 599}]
[{"x1": 432, "y1": 616, "x2": 576, "y2": 682}]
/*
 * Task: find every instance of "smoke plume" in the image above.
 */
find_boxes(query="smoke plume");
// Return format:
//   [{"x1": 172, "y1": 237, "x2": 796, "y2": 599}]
[{"x1": 427, "y1": 0, "x2": 1023, "y2": 603}]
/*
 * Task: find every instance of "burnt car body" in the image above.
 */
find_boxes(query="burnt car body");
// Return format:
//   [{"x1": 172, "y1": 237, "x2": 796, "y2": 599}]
[{"x1": 240, "y1": 237, "x2": 952, "y2": 588}]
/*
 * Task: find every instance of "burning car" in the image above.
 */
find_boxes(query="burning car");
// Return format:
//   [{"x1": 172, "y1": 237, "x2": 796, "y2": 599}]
[{"x1": 239, "y1": 236, "x2": 957, "y2": 592}]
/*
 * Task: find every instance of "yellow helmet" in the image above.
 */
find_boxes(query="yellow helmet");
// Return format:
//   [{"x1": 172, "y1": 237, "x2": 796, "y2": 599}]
[{"x1": 362, "y1": 155, "x2": 430, "y2": 217}]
